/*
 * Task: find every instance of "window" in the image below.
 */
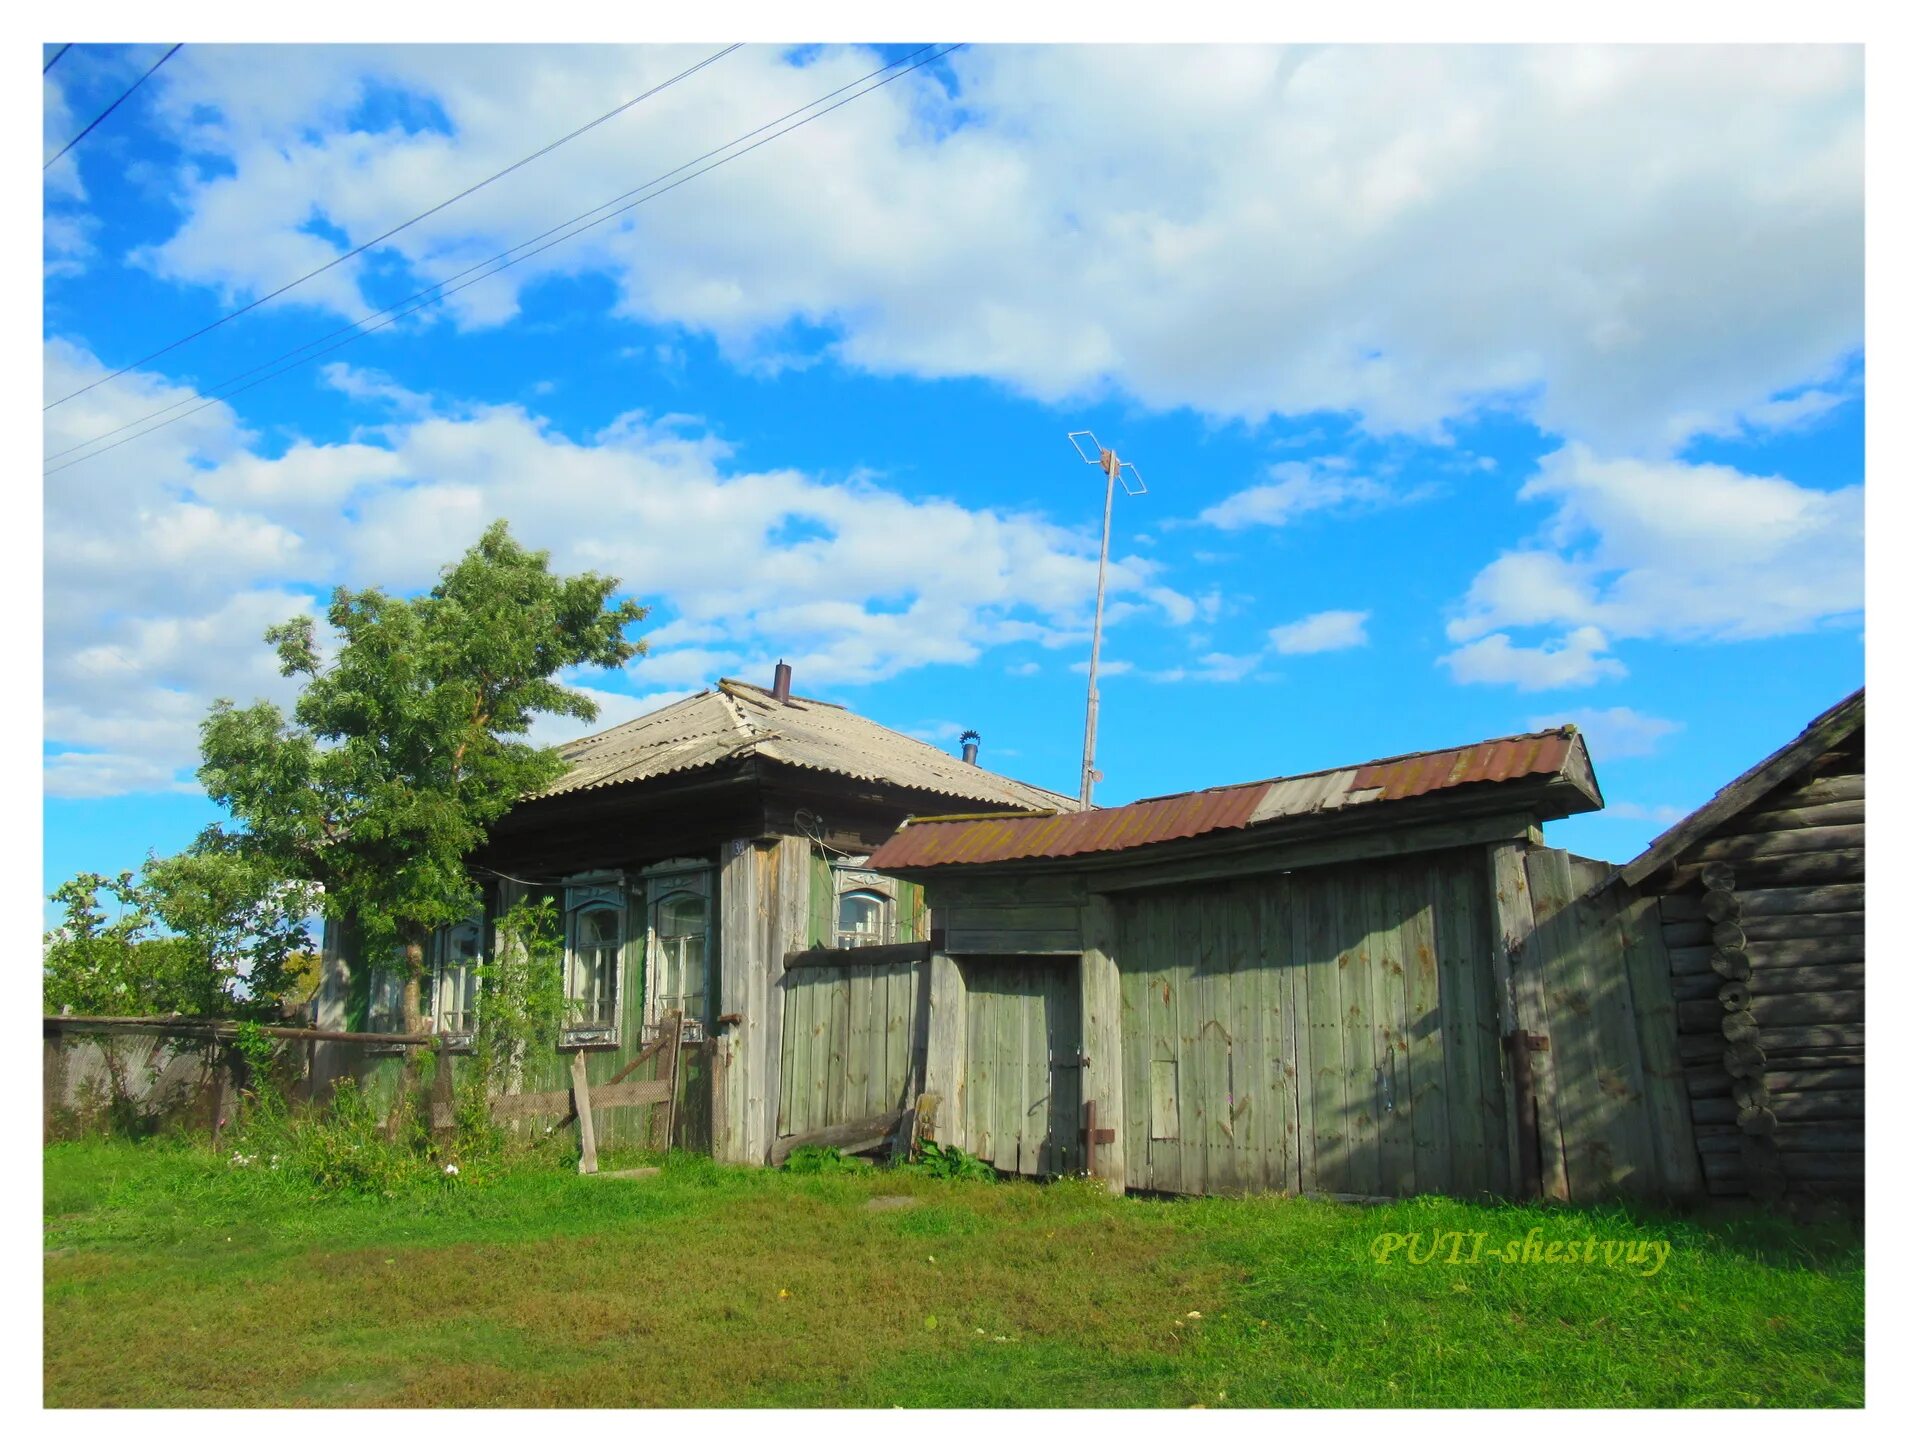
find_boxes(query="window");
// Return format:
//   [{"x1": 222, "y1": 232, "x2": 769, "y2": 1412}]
[
  {"x1": 423, "y1": 918, "x2": 483, "y2": 1047},
  {"x1": 837, "y1": 888, "x2": 892, "y2": 949},
  {"x1": 366, "y1": 958, "x2": 407, "y2": 1035},
  {"x1": 563, "y1": 884, "x2": 625, "y2": 1047},
  {"x1": 834, "y1": 862, "x2": 909, "y2": 947},
  {"x1": 643, "y1": 861, "x2": 714, "y2": 1042}
]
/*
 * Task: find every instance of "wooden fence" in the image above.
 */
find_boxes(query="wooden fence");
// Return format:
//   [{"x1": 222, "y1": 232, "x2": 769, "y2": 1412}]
[
  {"x1": 44, "y1": 1014, "x2": 690, "y2": 1173},
  {"x1": 770, "y1": 942, "x2": 932, "y2": 1165}
]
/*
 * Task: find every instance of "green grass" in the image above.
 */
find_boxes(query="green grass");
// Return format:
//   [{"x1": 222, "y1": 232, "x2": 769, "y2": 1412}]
[{"x1": 43, "y1": 1137, "x2": 1863, "y2": 1408}]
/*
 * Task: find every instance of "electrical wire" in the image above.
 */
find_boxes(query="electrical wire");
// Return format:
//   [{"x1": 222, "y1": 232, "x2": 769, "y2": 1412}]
[
  {"x1": 45, "y1": 43, "x2": 946, "y2": 465},
  {"x1": 46, "y1": 43, "x2": 745, "y2": 410},
  {"x1": 44, "y1": 44, "x2": 963, "y2": 476},
  {"x1": 44, "y1": 44, "x2": 73, "y2": 76},
  {"x1": 43, "y1": 42, "x2": 180, "y2": 171}
]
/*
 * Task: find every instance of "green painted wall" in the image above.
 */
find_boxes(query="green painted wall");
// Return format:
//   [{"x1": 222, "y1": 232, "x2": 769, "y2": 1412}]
[{"x1": 1111, "y1": 847, "x2": 1514, "y2": 1200}]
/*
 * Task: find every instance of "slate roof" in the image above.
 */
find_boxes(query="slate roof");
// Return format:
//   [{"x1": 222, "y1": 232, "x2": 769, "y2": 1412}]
[
  {"x1": 865, "y1": 726, "x2": 1600, "y2": 871},
  {"x1": 532, "y1": 678, "x2": 1077, "y2": 812}
]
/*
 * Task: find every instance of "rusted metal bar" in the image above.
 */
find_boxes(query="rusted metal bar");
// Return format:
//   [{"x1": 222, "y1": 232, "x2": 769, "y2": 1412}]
[{"x1": 1079, "y1": 1099, "x2": 1116, "y2": 1179}]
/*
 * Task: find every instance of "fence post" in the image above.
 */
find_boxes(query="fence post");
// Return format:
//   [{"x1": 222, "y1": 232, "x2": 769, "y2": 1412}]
[{"x1": 571, "y1": 1051, "x2": 598, "y2": 1174}]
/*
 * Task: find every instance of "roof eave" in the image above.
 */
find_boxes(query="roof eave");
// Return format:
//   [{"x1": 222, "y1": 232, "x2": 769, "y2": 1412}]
[{"x1": 1616, "y1": 687, "x2": 1864, "y2": 891}]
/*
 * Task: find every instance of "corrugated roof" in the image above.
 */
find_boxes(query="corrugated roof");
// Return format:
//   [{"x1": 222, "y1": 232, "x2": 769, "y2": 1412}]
[
  {"x1": 531, "y1": 679, "x2": 1076, "y2": 812},
  {"x1": 865, "y1": 726, "x2": 1594, "y2": 871}
]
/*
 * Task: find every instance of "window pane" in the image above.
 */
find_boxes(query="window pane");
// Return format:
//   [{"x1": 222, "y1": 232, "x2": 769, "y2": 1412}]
[
  {"x1": 837, "y1": 890, "x2": 890, "y2": 948},
  {"x1": 657, "y1": 893, "x2": 705, "y2": 937},
  {"x1": 569, "y1": 903, "x2": 620, "y2": 1024}
]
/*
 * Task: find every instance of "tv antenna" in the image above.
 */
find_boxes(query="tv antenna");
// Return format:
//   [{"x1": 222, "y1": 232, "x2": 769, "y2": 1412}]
[{"x1": 1066, "y1": 430, "x2": 1148, "y2": 811}]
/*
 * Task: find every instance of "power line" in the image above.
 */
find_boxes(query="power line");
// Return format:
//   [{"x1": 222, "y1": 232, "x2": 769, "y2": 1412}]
[
  {"x1": 45, "y1": 43, "x2": 946, "y2": 466},
  {"x1": 43, "y1": 42, "x2": 180, "y2": 171},
  {"x1": 44, "y1": 44, "x2": 73, "y2": 75},
  {"x1": 46, "y1": 43, "x2": 745, "y2": 411},
  {"x1": 45, "y1": 44, "x2": 962, "y2": 476}
]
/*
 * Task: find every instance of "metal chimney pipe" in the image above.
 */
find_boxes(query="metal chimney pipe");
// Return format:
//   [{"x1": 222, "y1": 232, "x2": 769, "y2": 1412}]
[
  {"x1": 960, "y1": 730, "x2": 980, "y2": 765},
  {"x1": 772, "y1": 660, "x2": 792, "y2": 703}
]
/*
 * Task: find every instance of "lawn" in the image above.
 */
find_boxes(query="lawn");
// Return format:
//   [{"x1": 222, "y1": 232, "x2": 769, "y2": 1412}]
[{"x1": 43, "y1": 1138, "x2": 1863, "y2": 1408}]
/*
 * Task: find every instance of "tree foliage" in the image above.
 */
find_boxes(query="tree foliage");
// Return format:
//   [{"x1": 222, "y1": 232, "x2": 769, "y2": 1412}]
[
  {"x1": 42, "y1": 844, "x2": 319, "y2": 1018},
  {"x1": 197, "y1": 521, "x2": 646, "y2": 1017}
]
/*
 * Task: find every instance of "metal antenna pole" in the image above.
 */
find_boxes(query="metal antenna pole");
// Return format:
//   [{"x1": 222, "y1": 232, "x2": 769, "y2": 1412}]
[
  {"x1": 1066, "y1": 431, "x2": 1149, "y2": 813},
  {"x1": 1080, "y1": 449, "x2": 1117, "y2": 810}
]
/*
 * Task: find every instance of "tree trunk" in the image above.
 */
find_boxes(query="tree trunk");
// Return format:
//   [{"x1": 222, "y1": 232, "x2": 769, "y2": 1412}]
[{"x1": 401, "y1": 931, "x2": 427, "y2": 1035}]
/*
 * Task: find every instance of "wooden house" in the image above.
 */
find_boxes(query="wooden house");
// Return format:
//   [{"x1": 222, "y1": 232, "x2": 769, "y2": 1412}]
[
  {"x1": 866, "y1": 726, "x2": 1707, "y2": 1203},
  {"x1": 313, "y1": 667, "x2": 1072, "y2": 1165},
  {"x1": 1613, "y1": 688, "x2": 1864, "y2": 1203}
]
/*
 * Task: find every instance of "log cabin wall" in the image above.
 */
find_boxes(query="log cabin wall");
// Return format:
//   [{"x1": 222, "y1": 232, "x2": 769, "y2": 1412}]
[{"x1": 1656, "y1": 729, "x2": 1864, "y2": 1201}]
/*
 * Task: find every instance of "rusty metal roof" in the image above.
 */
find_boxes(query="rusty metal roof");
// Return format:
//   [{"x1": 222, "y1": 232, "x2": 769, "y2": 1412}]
[
  {"x1": 531, "y1": 679, "x2": 1076, "y2": 812},
  {"x1": 865, "y1": 726, "x2": 1596, "y2": 871}
]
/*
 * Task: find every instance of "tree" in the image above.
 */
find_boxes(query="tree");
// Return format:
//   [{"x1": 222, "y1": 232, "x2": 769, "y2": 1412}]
[
  {"x1": 197, "y1": 521, "x2": 646, "y2": 1029},
  {"x1": 41, "y1": 844, "x2": 316, "y2": 1017}
]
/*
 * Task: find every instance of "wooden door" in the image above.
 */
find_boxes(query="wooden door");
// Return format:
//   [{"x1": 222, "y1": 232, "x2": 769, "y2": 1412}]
[{"x1": 962, "y1": 956, "x2": 1083, "y2": 1177}]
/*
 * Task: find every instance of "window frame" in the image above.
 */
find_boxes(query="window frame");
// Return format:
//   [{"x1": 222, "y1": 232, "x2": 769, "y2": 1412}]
[
  {"x1": 642, "y1": 859, "x2": 714, "y2": 1044},
  {"x1": 424, "y1": 916, "x2": 485, "y2": 1051},
  {"x1": 833, "y1": 863, "x2": 906, "y2": 949},
  {"x1": 561, "y1": 877, "x2": 626, "y2": 1049}
]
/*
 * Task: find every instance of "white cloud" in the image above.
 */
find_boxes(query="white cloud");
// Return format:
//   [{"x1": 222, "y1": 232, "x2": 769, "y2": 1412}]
[
  {"x1": 1528, "y1": 705, "x2": 1682, "y2": 759},
  {"x1": 42, "y1": 340, "x2": 1169, "y2": 797},
  {"x1": 107, "y1": 43, "x2": 1860, "y2": 454},
  {"x1": 1449, "y1": 445, "x2": 1863, "y2": 647},
  {"x1": 1268, "y1": 609, "x2": 1371, "y2": 655},
  {"x1": 1607, "y1": 801, "x2": 1688, "y2": 825},
  {"x1": 1439, "y1": 627, "x2": 1627, "y2": 691},
  {"x1": 1005, "y1": 661, "x2": 1041, "y2": 677},
  {"x1": 1145, "y1": 651, "x2": 1264, "y2": 684},
  {"x1": 43, "y1": 753, "x2": 205, "y2": 800},
  {"x1": 1196, "y1": 460, "x2": 1389, "y2": 531}
]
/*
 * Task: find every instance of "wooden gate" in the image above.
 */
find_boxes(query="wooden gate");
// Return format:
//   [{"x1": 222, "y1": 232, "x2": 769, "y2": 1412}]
[
  {"x1": 771, "y1": 943, "x2": 931, "y2": 1163},
  {"x1": 961, "y1": 955, "x2": 1083, "y2": 1177}
]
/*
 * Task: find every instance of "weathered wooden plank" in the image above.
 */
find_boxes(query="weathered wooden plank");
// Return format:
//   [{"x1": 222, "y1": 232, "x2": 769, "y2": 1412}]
[
  {"x1": 767, "y1": 1108, "x2": 904, "y2": 1166},
  {"x1": 1080, "y1": 894, "x2": 1125, "y2": 1194},
  {"x1": 1765, "y1": 1067, "x2": 1863, "y2": 1093},
  {"x1": 1433, "y1": 853, "x2": 1488, "y2": 1198},
  {"x1": 1734, "y1": 884, "x2": 1864, "y2": 917},
  {"x1": 1396, "y1": 861, "x2": 1450, "y2": 1193},
  {"x1": 1686, "y1": 823, "x2": 1863, "y2": 865},
  {"x1": 1761, "y1": 1024, "x2": 1864, "y2": 1051},
  {"x1": 1758, "y1": 773, "x2": 1863, "y2": 810},
  {"x1": 1236, "y1": 886, "x2": 1275, "y2": 1193},
  {"x1": 570, "y1": 1053, "x2": 598, "y2": 1175},
  {"x1": 1746, "y1": 990, "x2": 1864, "y2": 1027},
  {"x1": 1527, "y1": 851, "x2": 1621, "y2": 1200},
  {"x1": 1493, "y1": 843, "x2": 1564, "y2": 1200},
  {"x1": 1727, "y1": 850, "x2": 1864, "y2": 888},
  {"x1": 1736, "y1": 912, "x2": 1864, "y2": 943},
  {"x1": 1304, "y1": 872, "x2": 1350, "y2": 1195},
  {"x1": 1744, "y1": 937, "x2": 1864, "y2": 970},
  {"x1": 922, "y1": 949, "x2": 966, "y2": 1150},
  {"x1": 1768, "y1": 1088, "x2": 1863, "y2": 1120},
  {"x1": 782, "y1": 941, "x2": 936, "y2": 970},
  {"x1": 1726, "y1": 799, "x2": 1864, "y2": 834},
  {"x1": 944, "y1": 926, "x2": 1085, "y2": 955},
  {"x1": 1374, "y1": 867, "x2": 1414, "y2": 1197},
  {"x1": 1613, "y1": 877, "x2": 1703, "y2": 1198}
]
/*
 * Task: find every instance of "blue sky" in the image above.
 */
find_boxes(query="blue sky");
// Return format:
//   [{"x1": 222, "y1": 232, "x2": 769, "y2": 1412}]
[{"x1": 42, "y1": 41, "x2": 1865, "y2": 907}]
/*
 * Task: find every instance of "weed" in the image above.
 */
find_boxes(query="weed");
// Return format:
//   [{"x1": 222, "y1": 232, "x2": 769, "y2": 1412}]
[{"x1": 915, "y1": 1140, "x2": 997, "y2": 1182}]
